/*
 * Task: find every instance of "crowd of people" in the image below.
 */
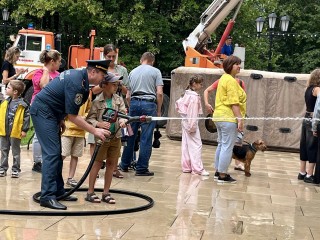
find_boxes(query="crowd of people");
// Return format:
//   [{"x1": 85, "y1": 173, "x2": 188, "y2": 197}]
[
  {"x1": 1, "y1": 43, "x2": 319, "y2": 210},
  {"x1": 0, "y1": 45, "x2": 163, "y2": 210}
]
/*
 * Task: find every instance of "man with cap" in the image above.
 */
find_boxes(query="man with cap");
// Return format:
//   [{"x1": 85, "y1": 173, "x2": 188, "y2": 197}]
[
  {"x1": 30, "y1": 60, "x2": 111, "y2": 210},
  {"x1": 221, "y1": 36, "x2": 234, "y2": 56},
  {"x1": 85, "y1": 72, "x2": 127, "y2": 204}
]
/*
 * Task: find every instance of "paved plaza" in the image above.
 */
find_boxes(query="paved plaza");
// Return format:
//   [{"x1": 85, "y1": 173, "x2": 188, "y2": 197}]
[{"x1": 0, "y1": 130, "x2": 318, "y2": 239}]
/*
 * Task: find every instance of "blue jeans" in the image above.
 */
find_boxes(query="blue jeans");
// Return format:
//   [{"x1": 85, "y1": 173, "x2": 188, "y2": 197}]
[
  {"x1": 120, "y1": 100, "x2": 157, "y2": 173},
  {"x1": 214, "y1": 121, "x2": 237, "y2": 173},
  {"x1": 30, "y1": 99, "x2": 65, "y2": 202}
]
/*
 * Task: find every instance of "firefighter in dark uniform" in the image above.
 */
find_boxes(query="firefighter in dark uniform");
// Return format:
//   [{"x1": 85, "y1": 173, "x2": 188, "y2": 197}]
[{"x1": 30, "y1": 60, "x2": 111, "y2": 210}]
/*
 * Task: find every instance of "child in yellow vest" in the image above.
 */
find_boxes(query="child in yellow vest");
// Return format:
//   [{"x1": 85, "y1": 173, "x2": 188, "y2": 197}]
[
  {"x1": 0, "y1": 80, "x2": 30, "y2": 178},
  {"x1": 61, "y1": 95, "x2": 92, "y2": 187}
]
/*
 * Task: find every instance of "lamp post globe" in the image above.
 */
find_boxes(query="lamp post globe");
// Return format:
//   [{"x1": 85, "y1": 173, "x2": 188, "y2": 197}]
[
  {"x1": 255, "y1": 16, "x2": 265, "y2": 34},
  {"x1": 268, "y1": 12, "x2": 277, "y2": 30},
  {"x1": 2, "y1": 8, "x2": 10, "y2": 54},
  {"x1": 280, "y1": 15, "x2": 290, "y2": 32},
  {"x1": 2, "y1": 8, "x2": 9, "y2": 21}
]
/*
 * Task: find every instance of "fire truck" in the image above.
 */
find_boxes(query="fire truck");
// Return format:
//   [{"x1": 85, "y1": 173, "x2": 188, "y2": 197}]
[
  {"x1": 11, "y1": 27, "x2": 104, "y2": 104},
  {"x1": 12, "y1": 26, "x2": 173, "y2": 128},
  {"x1": 11, "y1": 26, "x2": 170, "y2": 126}
]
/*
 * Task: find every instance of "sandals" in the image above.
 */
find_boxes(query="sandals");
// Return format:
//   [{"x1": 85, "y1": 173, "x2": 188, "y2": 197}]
[
  {"x1": 113, "y1": 170, "x2": 124, "y2": 178},
  {"x1": 85, "y1": 192, "x2": 101, "y2": 203},
  {"x1": 85, "y1": 192, "x2": 116, "y2": 204},
  {"x1": 66, "y1": 178, "x2": 78, "y2": 187},
  {"x1": 102, "y1": 193, "x2": 116, "y2": 204}
]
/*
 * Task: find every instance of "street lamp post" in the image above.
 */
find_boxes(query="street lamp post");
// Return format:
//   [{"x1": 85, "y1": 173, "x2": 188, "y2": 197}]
[
  {"x1": 2, "y1": 8, "x2": 10, "y2": 57},
  {"x1": 255, "y1": 13, "x2": 290, "y2": 71}
]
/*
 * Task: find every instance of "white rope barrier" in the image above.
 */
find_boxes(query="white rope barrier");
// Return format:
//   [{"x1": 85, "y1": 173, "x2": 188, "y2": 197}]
[{"x1": 151, "y1": 116, "x2": 318, "y2": 121}]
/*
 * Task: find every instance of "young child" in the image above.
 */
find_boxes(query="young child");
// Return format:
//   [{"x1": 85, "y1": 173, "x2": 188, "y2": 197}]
[
  {"x1": 175, "y1": 75, "x2": 209, "y2": 176},
  {"x1": 85, "y1": 73, "x2": 127, "y2": 204},
  {"x1": 61, "y1": 96, "x2": 91, "y2": 187},
  {"x1": 0, "y1": 80, "x2": 30, "y2": 178}
]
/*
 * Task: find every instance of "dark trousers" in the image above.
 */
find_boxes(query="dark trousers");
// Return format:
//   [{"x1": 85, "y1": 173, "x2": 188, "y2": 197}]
[
  {"x1": 314, "y1": 124, "x2": 320, "y2": 184},
  {"x1": 30, "y1": 99, "x2": 65, "y2": 202},
  {"x1": 300, "y1": 118, "x2": 317, "y2": 163},
  {"x1": 0, "y1": 136, "x2": 21, "y2": 172}
]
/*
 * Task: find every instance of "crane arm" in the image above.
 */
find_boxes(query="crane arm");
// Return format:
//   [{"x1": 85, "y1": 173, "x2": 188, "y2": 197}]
[{"x1": 182, "y1": 0, "x2": 243, "y2": 52}]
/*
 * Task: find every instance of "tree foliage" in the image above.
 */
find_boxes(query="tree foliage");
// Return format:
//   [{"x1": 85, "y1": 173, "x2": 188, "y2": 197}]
[{"x1": 1, "y1": 0, "x2": 320, "y2": 74}]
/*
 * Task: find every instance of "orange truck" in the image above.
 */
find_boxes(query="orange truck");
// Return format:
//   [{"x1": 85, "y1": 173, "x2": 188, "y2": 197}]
[
  {"x1": 12, "y1": 26, "x2": 171, "y2": 127},
  {"x1": 12, "y1": 27, "x2": 104, "y2": 103}
]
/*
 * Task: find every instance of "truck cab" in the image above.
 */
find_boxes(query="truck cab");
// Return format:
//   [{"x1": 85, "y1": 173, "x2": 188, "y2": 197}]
[
  {"x1": 13, "y1": 28, "x2": 56, "y2": 80},
  {"x1": 11, "y1": 27, "x2": 100, "y2": 103}
]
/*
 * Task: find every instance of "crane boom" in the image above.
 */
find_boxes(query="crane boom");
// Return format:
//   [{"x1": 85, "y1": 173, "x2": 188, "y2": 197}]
[{"x1": 182, "y1": 0, "x2": 242, "y2": 52}]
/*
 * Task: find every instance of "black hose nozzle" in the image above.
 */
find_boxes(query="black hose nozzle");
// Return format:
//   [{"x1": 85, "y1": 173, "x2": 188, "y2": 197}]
[{"x1": 102, "y1": 108, "x2": 152, "y2": 124}]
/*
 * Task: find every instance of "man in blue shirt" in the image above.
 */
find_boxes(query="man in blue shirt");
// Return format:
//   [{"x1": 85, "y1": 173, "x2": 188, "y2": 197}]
[
  {"x1": 30, "y1": 60, "x2": 111, "y2": 210},
  {"x1": 221, "y1": 36, "x2": 234, "y2": 56}
]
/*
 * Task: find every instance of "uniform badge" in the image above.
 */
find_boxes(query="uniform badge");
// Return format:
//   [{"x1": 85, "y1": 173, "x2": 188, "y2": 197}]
[{"x1": 74, "y1": 93, "x2": 83, "y2": 105}]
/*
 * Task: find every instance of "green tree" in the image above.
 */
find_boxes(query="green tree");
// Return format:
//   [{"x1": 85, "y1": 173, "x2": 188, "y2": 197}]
[{"x1": 1, "y1": 0, "x2": 320, "y2": 74}]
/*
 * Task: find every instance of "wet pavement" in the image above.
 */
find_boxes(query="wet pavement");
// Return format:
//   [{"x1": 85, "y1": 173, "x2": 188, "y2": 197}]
[{"x1": 0, "y1": 130, "x2": 318, "y2": 239}]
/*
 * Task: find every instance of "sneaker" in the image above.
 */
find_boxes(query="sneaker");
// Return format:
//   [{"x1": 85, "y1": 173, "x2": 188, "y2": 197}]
[
  {"x1": 129, "y1": 161, "x2": 137, "y2": 170},
  {"x1": 118, "y1": 165, "x2": 129, "y2": 172},
  {"x1": 217, "y1": 174, "x2": 237, "y2": 184},
  {"x1": 66, "y1": 178, "x2": 78, "y2": 187},
  {"x1": 0, "y1": 170, "x2": 6, "y2": 177},
  {"x1": 32, "y1": 162, "x2": 42, "y2": 173},
  {"x1": 304, "y1": 175, "x2": 315, "y2": 184},
  {"x1": 214, "y1": 171, "x2": 219, "y2": 180},
  {"x1": 11, "y1": 171, "x2": 19, "y2": 178},
  {"x1": 201, "y1": 170, "x2": 210, "y2": 176},
  {"x1": 135, "y1": 170, "x2": 154, "y2": 176},
  {"x1": 234, "y1": 164, "x2": 245, "y2": 171},
  {"x1": 298, "y1": 172, "x2": 307, "y2": 180}
]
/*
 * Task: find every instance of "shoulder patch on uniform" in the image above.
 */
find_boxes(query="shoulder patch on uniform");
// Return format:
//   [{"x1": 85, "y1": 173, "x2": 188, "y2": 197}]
[
  {"x1": 59, "y1": 72, "x2": 65, "y2": 80},
  {"x1": 74, "y1": 93, "x2": 83, "y2": 105}
]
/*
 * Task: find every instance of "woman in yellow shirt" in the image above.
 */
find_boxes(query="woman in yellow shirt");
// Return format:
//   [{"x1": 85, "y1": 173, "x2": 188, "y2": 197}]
[{"x1": 213, "y1": 56, "x2": 246, "y2": 183}]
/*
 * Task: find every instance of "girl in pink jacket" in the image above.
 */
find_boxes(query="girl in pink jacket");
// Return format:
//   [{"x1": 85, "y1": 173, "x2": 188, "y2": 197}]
[{"x1": 175, "y1": 75, "x2": 209, "y2": 176}]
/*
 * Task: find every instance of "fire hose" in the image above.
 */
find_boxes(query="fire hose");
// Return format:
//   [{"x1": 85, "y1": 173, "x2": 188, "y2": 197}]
[{"x1": 0, "y1": 109, "x2": 154, "y2": 216}]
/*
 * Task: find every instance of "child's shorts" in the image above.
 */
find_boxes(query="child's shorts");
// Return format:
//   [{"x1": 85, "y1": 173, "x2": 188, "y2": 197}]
[
  {"x1": 95, "y1": 138, "x2": 121, "y2": 161},
  {"x1": 61, "y1": 136, "x2": 85, "y2": 157}
]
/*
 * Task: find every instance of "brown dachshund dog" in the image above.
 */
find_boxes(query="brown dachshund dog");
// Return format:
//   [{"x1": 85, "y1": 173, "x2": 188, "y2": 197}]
[{"x1": 232, "y1": 140, "x2": 267, "y2": 177}]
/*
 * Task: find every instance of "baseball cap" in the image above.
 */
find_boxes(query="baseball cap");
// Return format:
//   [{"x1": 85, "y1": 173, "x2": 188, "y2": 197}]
[
  {"x1": 104, "y1": 72, "x2": 123, "y2": 83},
  {"x1": 99, "y1": 72, "x2": 123, "y2": 87}
]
